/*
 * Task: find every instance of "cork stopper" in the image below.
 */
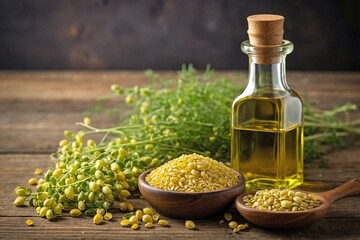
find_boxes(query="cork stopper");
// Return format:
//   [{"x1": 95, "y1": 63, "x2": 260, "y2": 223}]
[
  {"x1": 247, "y1": 14, "x2": 284, "y2": 46},
  {"x1": 245, "y1": 14, "x2": 285, "y2": 64}
]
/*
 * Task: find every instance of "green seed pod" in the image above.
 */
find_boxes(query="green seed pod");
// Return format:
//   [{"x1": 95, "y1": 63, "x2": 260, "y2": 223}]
[
  {"x1": 102, "y1": 186, "x2": 112, "y2": 196},
  {"x1": 88, "y1": 192, "x2": 96, "y2": 202},
  {"x1": 78, "y1": 201, "x2": 86, "y2": 211},
  {"x1": 54, "y1": 203, "x2": 63, "y2": 215},
  {"x1": 120, "y1": 181, "x2": 129, "y2": 190},
  {"x1": 59, "y1": 139, "x2": 68, "y2": 147},
  {"x1": 105, "y1": 194, "x2": 114, "y2": 202},
  {"x1": 83, "y1": 117, "x2": 91, "y2": 125},
  {"x1": 117, "y1": 172, "x2": 126, "y2": 181},
  {"x1": 43, "y1": 198, "x2": 53, "y2": 208},
  {"x1": 89, "y1": 182, "x2": 99, "y2": 192},
  {"x1": 119, "y1": 190, "x2": 131, "y2": 198},
  {"x1": 144, "y1": 144, "x2": 154, "y2": 151},
  {"x1": 13, "y1": 196, "x2": 26, "y2": 207},
  {"x1": 123, "y1": 170, "x2": 133, "y2": 179},
  {"x1": 15, "y1": 189, "x2": 27, "y2": 197},
  {"x1": 93, "y1": 214, "x2": 103, "y2": 225},
  {"x1": 39, "y1": 207, "x2": 49, "y2": 217},
  {"x1": 103, "y1": 201, "x2": 111, "y2": 210},
  {"x1": 111, "y1": 163, "x2": 120, "y2": 173},
  {"x1": 70, "y1": 208, "x2": 82, "y2": 217},
  {"x1": 46, "y1": 209, "x2": 54, "y2": 220},
  {"x1": 96, "y1": 208, "x2": 106, "y2": 216},
  {"x1": 64, "y1": 130, "x2": 73, "y2": 138},
  {"x1": 119, "y1": 149, "x2": 128, "y2": 159},
  {"x1": 65, "y1": 186, "x2": 74, "y2": 200},
  {"x1": 95, "y1": 170, "x2": 104, "y2": 180},
  {"x1": 58, "y1": 194, "x2": 66, "y2": 203}
]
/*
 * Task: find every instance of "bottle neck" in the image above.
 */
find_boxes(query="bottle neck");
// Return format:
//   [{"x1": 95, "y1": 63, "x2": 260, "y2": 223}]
[
  {"x1": 241, "y1": 40, "x2": 293, "y2": 94},
  {"x1": 248, "y1": 58, "x2": 289, "y2": 91}
]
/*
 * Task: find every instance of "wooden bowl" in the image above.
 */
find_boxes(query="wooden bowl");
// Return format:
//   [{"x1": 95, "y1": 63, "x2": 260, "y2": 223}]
[{"x1": 138, "y1": 168, "x2": 246, "y2": 219}]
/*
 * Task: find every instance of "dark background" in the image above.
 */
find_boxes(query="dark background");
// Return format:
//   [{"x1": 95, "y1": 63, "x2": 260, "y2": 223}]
[{"x1": 0, "y1": 0, "x2": 359, "y2": 71}]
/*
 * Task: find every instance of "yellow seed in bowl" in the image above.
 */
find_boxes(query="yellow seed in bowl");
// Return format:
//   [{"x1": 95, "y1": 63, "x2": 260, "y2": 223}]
[{"x1": 145, "y1": 153, "x2": 239, "y2": 192}]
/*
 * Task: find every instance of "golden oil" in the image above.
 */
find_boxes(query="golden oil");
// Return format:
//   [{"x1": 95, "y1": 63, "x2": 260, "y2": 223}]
[
  {"x1": 231, "y1": 95, "x2": 303, "y2": 190},
  {"x1": 231, "y1": 15, "x2": 304, "y2": 190}
]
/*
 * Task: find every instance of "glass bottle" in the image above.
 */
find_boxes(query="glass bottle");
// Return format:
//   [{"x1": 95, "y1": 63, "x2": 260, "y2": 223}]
[{"x1": 231, "y1": 14, "x2": 304, "y2": 190}]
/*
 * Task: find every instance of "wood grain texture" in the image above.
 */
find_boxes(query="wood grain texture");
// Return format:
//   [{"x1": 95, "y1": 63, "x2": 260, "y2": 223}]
[{"x1": 0, "y1": 71, "x2": 359, "y2": 239}]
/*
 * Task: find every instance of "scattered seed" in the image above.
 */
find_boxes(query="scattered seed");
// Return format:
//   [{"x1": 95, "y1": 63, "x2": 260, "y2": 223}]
[
  {"x1": 158, "y1": 219, "x2": 169, "y2": 227},
  {"x1": 120, "y1": 219, "x2": 131, "y2": 227},
  {"x1": 143, "y1": 207, "x2": 153, "y2": 215},
  {"x1": 145, "y1": 222, "x2": 154, "y2": 228},
  {"x1": 224, "y1": 212, "x2": 232, "y2": 221},
  {"x1": 26, "y1": 219, "x2": 34, "y2": 226},
  {"x1": 104, "y1": 212, "x2": 112, "y2": 221},
  {"x1": 28, "y1": 178, "x2": 37, "y2": 186},
  {"x1": 228, "y1": 221, "x2": 238, "y2": 229},
  {"x1": 185, "y1": 220, "x2": 196, "y2": 230},
  {"x1": 132, "y1": 223, "x2": 139, "y2": 230}
]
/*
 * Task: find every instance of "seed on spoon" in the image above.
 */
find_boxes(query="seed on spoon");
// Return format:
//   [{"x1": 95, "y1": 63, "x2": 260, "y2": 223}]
[{"x1": 242, "y1": 189, "x2": 322, "y2": 211}]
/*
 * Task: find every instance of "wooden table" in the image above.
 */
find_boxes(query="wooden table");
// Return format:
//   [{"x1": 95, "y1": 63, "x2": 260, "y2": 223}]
[{"x1": 1, "y1": 71, "x2": 359, "y2": 239}]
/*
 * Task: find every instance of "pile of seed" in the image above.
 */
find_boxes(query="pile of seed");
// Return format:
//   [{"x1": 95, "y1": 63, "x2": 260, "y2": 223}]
[
  {"x1": 243, "y1": 189, "x2": 322, "y2": 211},
  {"x1": 145, "y1": 153, "x2": 239, "y2": 192},
  {"x1": 120, "y1": 207, "x2": 169, "y2": 230}
]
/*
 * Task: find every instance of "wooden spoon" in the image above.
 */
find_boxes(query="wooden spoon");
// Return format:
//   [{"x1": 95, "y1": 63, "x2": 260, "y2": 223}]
[{"x1": 235, "y1": 178, "x2": 360, "y2": 228}]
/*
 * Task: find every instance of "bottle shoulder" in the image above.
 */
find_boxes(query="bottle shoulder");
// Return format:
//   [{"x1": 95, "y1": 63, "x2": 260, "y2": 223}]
[{"x1": 233, "y1": 88, "x2": 303, "y2": 106}]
